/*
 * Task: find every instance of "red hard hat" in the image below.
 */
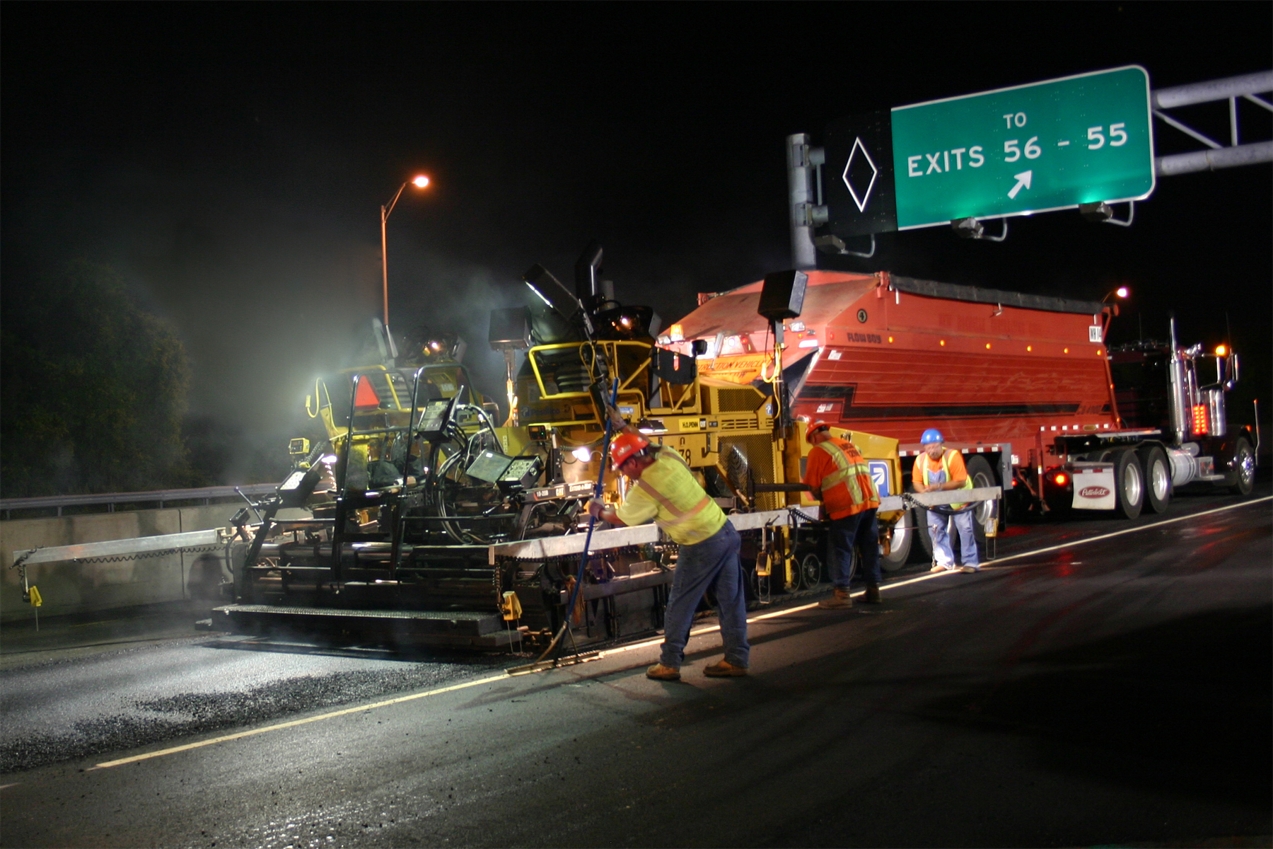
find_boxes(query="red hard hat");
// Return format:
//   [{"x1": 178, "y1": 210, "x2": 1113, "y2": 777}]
[
  {"x1": 805, "y1": 420, "x2": 831, "y2": 440},
  {"x1": 610, "y1": 431, "x2": 651, "y2": 469}
]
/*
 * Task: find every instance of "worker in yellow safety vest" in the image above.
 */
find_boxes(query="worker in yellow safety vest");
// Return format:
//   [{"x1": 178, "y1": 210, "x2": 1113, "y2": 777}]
[
  {"x1": 588, "y1": 425, "x2": 750, "y2": 681},
  {"x1": 802, "y1": 420, "x2": 883, "y2": 608},
  {"x1": 912, "y1": 428, "x2": 979, "y2": 574}
]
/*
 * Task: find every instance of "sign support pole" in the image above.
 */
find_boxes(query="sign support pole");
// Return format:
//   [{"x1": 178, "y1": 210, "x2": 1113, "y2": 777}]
[{"x1": 787, "y1": 133, "x2": 819, "y2": 270}]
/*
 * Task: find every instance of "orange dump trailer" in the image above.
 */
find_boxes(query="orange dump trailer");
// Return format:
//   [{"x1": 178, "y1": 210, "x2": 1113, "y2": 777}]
[{"x1": 664, "y1": 270, "x2": 1254, "y2": 531}]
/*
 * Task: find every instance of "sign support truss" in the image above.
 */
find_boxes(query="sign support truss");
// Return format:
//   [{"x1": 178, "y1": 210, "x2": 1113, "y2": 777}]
[
  {"x1": 790, "y1": 70, "x2": 1273, "y2": 265},
  {"x1": 1151, "y1": 71, "x2": 1273, "y2": 176}
]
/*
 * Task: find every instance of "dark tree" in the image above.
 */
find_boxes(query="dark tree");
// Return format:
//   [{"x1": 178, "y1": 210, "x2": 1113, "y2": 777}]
[{"x1": 1, "y1": 261, "x2": 193, "y2": 497}]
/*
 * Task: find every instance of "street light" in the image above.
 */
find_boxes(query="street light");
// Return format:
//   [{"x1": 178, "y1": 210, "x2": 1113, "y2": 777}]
[
  {"x1": 1102, "y1": 286, "x2": 1130, "y2": 302},
  {"x1": 381, "y1": 174, "x2": 431, "y2": 328}
]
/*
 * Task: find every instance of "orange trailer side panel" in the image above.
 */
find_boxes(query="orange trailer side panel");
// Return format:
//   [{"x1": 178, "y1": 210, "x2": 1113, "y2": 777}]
[{"x1": 672, "y1": 270, "x2": 1119, "y2": 469}]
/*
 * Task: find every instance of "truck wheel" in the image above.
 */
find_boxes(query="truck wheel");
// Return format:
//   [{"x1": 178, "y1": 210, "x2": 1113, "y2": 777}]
[
  {"x1": 1114, "y1": 449, "x2": 1144, "y2": 519},
  {"x1": 1230, "y1": 436, "x2": 1255, "y2": 496},
  {"x1": 964, "y1": 456, "x2": 1000, "y2": 560},
  {"x1": 1139, "y1": 446, "x2": 1171, "y2": 514},
  {"x1": 880, "y1": 516, "x2": 912, "y2": 572},
  {"x1": 799, "y1": 552, "x2": 824, "y2": 589},
  {"x1": 913, "y1": 505, "x2": 935, "y2": 564}
]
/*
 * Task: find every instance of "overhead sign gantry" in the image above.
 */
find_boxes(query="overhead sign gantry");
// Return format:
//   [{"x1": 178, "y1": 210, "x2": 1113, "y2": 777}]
[
  {"x1": 823, "y1": 66, "x2": 1155, "y2": 236},
  {"x1": 890, "y1": 66, "x2": 1155, "y2": 229},
  {"x1": 790, "y1": 67, "x2": 1273, "y2": 264}
]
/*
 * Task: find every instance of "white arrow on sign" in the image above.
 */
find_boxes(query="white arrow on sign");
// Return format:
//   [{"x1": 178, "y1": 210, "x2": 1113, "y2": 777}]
[{"x1": 1007, "y1": 170, "x2": 1033, "y2": 199}]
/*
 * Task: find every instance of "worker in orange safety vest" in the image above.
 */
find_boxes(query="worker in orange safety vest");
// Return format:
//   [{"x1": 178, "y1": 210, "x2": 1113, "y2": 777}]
[
  {"x1": 802, "y1": 420, "x2": 882, "y2": 608},
  {"x1": 912, "y1": 428, "x2": 979, "y2": 574}
]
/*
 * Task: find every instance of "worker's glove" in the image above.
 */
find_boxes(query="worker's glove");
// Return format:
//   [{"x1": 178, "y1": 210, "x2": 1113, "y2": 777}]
[
  {"x1": 586, "y1": 499, "x2": 604, "y2": 520},
  {"x1": 605, "y1": 404, "x2": 627, "y2": 433}
]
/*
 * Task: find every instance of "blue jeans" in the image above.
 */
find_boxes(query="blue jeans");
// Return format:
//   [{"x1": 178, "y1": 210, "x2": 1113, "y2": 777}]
[
  {"x1": 660, "y1": 522, "x2": 750, "y2": 669},
  {"x1": 828, "y1": 508, "x2": 881, "y2": 589},
  {"x1": 926, "y1": 509, "x2": 979, "y2": 568}
]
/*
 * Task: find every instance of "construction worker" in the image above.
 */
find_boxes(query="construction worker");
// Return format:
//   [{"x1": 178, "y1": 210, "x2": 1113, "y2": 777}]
[
  {"x1": 802, "y1": 420, "x2": 883, "y2": 608},
  {"x1": 912, "y1": 428, "x2": 980, "y2": 573},
  {"x1": 587, "y1": 427, "x2": 749, "y2": 681}
]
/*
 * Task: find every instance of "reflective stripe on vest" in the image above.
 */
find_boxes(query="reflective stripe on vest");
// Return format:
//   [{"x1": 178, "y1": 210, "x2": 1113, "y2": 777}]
[
  {"x1": 817, "y1": 440, "x2": 879, "y2": 519},
  {"x1": 923, "y1": 450, "x2": 973, "y2": 511},
  {"x1": 634, "y1": 448, "x2": 725, "y2": 545}
]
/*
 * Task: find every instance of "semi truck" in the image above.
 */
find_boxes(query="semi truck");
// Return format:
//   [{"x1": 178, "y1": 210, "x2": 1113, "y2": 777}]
[{"x1": 662, "y1": 269, "x2": 1256, "y2": 564}]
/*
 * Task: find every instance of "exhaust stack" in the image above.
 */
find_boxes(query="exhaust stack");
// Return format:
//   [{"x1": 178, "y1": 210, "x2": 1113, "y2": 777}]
[{"x1": 575, "y1": 241, "x2": 605, "y2": 313}]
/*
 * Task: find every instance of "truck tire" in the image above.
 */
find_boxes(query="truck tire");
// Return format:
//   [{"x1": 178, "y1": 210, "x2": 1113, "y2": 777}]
[
  {"x1": 880, "y1": 513, "x2": 913, "y2": 572},
  {"x1": 964, "y1": 456, "x2": 1000, "y2": 555},
  {"x1": 1230, "y1": 436, "x2": 1255, "y2": 496},
  {"x1": 912, "y1": 505, "x2": 935, "y2": 564},
  {"x1": 1114, "y1": 449, "x2": 1145, "y2": 519},
  {"x1": 967, "y1": 455, "x2": 998, "y2": 526},
  {"x1": 800, "y1": 551, "x2": 824, "y2": 589},
  {"x1": 1139, "y1": 445, "x2": 1171, "y2": 514}
]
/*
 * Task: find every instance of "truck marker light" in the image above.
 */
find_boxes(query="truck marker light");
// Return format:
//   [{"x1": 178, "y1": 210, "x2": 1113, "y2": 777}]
[
  {"x1": 888, "y1": 336, "x2": 894, "y2": 343},
  {"x1": 940, "y1": 339, "x2": 946, "y2": 346},
  {"x1": 1053, "y1": 472, "x2": 1069, "y2": 486},
  {"x1": 985, "y1": 343, "x2": 992, "y2": 349},
  {"x1": 1064, "y1": 347, "x2": 1070, "y2": 354},
  {"x1": 1215, "y1": 344, "x2": 1228, "y2": 357},
  {"x1": 1192, "y1": 404, "x2": 1210, "y2": 435},
  {"x1": 1027, "y1": 345, "x2": 1033, "y2": 352}
]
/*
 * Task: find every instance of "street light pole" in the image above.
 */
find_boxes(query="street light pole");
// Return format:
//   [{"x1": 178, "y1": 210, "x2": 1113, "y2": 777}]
[{"x1": 380, "y1": 174, "x2": 430, "y2": 329}]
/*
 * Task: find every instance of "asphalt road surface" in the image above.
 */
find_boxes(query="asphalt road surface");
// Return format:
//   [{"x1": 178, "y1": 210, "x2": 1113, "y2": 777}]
[{"x1": 2, "y1": 487, "x2": 1270, "y2": 848}]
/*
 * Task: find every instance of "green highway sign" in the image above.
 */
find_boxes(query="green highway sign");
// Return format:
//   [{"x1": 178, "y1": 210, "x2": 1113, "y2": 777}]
[{"x1": 890, "y1": 66, "x2": 1155, "y2": 229}]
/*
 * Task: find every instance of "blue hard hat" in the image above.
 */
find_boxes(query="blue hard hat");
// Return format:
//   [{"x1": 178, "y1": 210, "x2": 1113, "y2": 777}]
[{"x1": 920, "y1": 428, "x2": 944, "y2": 445}]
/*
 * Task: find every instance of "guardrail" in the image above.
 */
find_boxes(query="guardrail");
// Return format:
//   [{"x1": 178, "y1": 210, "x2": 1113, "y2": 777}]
[{"x1": 0, "y1": 484, "x2": 278, "y2": 520}]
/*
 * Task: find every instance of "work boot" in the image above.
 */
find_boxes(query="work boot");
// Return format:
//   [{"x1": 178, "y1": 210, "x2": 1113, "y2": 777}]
[
  {"x1": 818, "y1": 587, "x2": 853, "y2": 609},
  {"x1": 960, "y1": 565, "x2": 980, "y2": 574},
  {"x1": 646, "y1": 663, "x2": 681, "y2": 681},
  {"x1": 930, "y1": 563, "x2": 952, "y2": 573},
  {"x1": 864, "y1": 583, "x2": 881, "y2": 604},
  {"x1": 703, "y1": 659, "x2": 748, "y2": 677}
]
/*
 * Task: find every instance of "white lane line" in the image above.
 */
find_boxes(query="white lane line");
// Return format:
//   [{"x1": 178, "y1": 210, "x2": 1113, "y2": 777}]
[
  {"x1": 982, "y1": 495, "x2": 1271, "y2": 567},
  {"x1": 87, "y1": 496, "x2": 1269, "y2": 770},
  {"x1": 655, "y1": 495, "x2": 1273, "y2": 641}
]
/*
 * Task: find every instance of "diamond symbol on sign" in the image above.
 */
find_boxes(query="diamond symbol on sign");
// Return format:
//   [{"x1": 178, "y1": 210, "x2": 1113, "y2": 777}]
[{"x1": 842, "y1": 137, "x2": 879, "y2": 213}]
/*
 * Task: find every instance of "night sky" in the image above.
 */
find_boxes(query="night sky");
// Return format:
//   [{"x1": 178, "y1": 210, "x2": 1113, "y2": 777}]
[{"x1": 5, "y1": 4, "x2": 1271, "y2": 477}]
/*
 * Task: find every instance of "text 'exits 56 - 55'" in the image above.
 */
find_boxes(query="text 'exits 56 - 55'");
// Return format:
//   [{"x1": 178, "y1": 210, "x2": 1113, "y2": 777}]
[{"x1": 889, "y1": 66, "x2": 1155, "y2": 229}]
